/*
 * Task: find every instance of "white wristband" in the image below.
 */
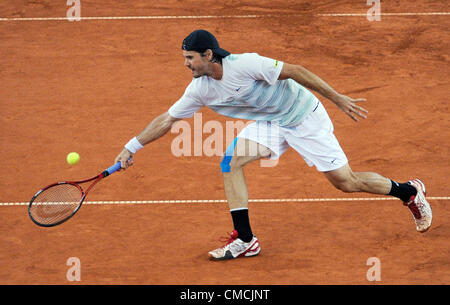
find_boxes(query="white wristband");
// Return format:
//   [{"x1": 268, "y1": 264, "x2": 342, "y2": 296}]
[{"x1": 125, "y1": 137, "x2": 144, "y2": 154}]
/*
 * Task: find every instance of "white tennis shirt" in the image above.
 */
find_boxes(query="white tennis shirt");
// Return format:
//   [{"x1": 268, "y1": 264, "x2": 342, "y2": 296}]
[{"x1": 168, "y1": 53, "x2": 319, "y2": 127}]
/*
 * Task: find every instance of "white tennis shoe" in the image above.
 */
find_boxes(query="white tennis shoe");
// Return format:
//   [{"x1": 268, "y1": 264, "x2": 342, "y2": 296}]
[
  {"x1": 208, "y1": 230, "x2": 261, "y2": 260},
  {"x1": 405, "y1": 179, "x2": 432, "y2": 233}
]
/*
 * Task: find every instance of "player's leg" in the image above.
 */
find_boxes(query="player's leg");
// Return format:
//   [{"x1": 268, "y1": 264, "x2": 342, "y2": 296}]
[
  {"x1": 323, "y1": 163, "x2": 432, "y2": 232},
  {"x1": 286, "y1": 101, "x2": 432, "y2": 232},
  {"x1": 209, "y1": 138, "x2": 271, "y2": 260},
  {"x1": 322, "y1": 163, "x2": 392, "y2": 195},
  {"x1": 222, "y1": 137, "x2": 271, "y2": 210},
  {"x1": 324, "y1": 162, "x2": 423, "y2": 203},
  {"x1": 209, "y1": 122, "x2": 288, "y2": 260},
  {"x1": 222, "y1": 121, "x2": 287, "y2": 240}
]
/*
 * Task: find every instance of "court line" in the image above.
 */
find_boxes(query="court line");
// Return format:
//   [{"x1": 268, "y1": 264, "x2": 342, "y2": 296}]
[
  {"x1": 1, "y1": 196, "x2": 448, "y2": 206},
  {"x1": 317, "y1": 12, "x2": 450, "y2": 16},
  {"x1": 0, "y1": 12, "x2": 449, "y2": 21}
]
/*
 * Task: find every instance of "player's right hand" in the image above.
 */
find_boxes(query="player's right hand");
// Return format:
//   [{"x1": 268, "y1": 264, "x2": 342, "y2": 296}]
[{"x1": 115, "y1": 148, "x2": 134, "y2": 170}]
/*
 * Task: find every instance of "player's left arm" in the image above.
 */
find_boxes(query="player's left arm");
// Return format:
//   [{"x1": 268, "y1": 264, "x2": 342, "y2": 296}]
[{"x1": 279, "y1": 63, "x2": 368, "y2": 122}]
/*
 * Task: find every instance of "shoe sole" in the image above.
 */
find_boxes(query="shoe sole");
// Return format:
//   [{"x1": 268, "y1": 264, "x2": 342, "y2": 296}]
[
  {"x1": 208, "y1": 240, "x2": 261, "y2": 260},
  {"x1": 208, "y1": 249, "x2": 261, "y2": 261}
]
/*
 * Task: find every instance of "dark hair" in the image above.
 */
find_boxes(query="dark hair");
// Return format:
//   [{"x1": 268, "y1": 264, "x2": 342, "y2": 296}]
[{"x1": 199, "y1": 49, "x2": 224, "y2": 64}]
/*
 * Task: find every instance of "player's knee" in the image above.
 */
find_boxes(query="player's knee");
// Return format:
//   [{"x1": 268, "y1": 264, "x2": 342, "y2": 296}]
[
  {"x1": 331, "y1": 175, "x2": 359, "y2": 193},
  {"x1": 335, "y1": 182, "x2": 355, "y2": 193},
  {"x1": 220, "y1": 154, "x2": 243, "y2": 173},
  {"x1": 228, "y1": 156, "x2": 246, "y2": 170}
]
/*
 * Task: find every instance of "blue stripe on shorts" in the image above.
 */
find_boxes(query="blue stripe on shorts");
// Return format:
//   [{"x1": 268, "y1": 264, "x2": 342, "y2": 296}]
[{"x1": 220, "y1": 137, "x2": 238, "y2": 173}]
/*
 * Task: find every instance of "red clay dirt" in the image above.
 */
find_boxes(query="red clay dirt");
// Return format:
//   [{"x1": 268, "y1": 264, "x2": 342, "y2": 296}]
[{"x1": 0, "y1": 1, "x2": 449, "y2": 284}]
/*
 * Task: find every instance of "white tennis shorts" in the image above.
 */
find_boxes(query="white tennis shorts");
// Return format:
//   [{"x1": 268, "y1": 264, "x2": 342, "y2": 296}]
[{"x1": 237, "y1": 101, "x2": 348, "y2": 172}]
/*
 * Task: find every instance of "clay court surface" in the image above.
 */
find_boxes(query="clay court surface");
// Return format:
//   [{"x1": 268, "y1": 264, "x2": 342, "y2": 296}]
[{"x1": 0, "y1": 1, "x2": 449, "y2": 285}]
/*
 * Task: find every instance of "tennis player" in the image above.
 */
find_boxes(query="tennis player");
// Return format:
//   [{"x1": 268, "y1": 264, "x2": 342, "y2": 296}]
[{"x1": 115, "y1": 30, "x2": 432, "y2": 260}]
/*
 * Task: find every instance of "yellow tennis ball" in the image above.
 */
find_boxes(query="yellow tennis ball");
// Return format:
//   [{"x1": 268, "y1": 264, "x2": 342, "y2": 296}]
[{"x1": 66, "y1": 152, "x2": 80, "y2": 165}]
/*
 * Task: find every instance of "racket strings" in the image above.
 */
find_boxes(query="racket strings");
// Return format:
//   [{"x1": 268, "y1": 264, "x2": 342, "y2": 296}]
[{"x1": 29, "y1": 183, "x2": 83, "y2": 225}]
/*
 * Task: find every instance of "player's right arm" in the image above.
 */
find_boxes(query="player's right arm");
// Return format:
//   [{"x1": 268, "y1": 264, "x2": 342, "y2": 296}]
[{"x1": 115, "y1": 112, "x2": 181, "y2": 169}]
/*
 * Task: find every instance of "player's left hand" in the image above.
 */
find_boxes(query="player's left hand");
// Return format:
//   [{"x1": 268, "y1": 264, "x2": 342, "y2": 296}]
[{"x1": 333, "y1": 94, "x2": 368, "y2": 122}]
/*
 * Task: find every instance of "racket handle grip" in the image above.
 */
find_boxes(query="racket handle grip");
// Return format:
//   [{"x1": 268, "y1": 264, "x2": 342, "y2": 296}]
[{"x1": 103, "y1": 158, "x2": 132, "y2": 177}]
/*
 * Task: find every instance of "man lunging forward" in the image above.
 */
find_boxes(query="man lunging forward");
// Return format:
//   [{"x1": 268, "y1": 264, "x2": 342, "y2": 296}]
[{"x1": 115, "y1": 30, "x2": 432, "y2": 260}]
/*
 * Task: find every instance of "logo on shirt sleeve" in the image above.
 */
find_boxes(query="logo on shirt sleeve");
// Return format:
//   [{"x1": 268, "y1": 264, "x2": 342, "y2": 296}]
[{"x1": 274, "y1": 60, "x2": 279, "y2": 68}]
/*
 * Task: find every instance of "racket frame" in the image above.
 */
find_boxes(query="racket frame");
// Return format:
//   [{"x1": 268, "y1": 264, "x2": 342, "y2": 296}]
[{"x1": 28, "y1": 167, "x2": 115, "y2": 227}]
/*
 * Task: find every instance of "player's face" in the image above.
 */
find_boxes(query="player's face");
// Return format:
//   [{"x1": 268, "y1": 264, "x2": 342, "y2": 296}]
[{"x1": 182, "y1": 50, "x2": 210, "y2": 78}]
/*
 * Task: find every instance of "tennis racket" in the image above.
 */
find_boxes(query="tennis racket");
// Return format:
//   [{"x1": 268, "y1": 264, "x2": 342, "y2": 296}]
[{"x1": 28, "y1": 160, "x2": 128, "y2": 227}]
